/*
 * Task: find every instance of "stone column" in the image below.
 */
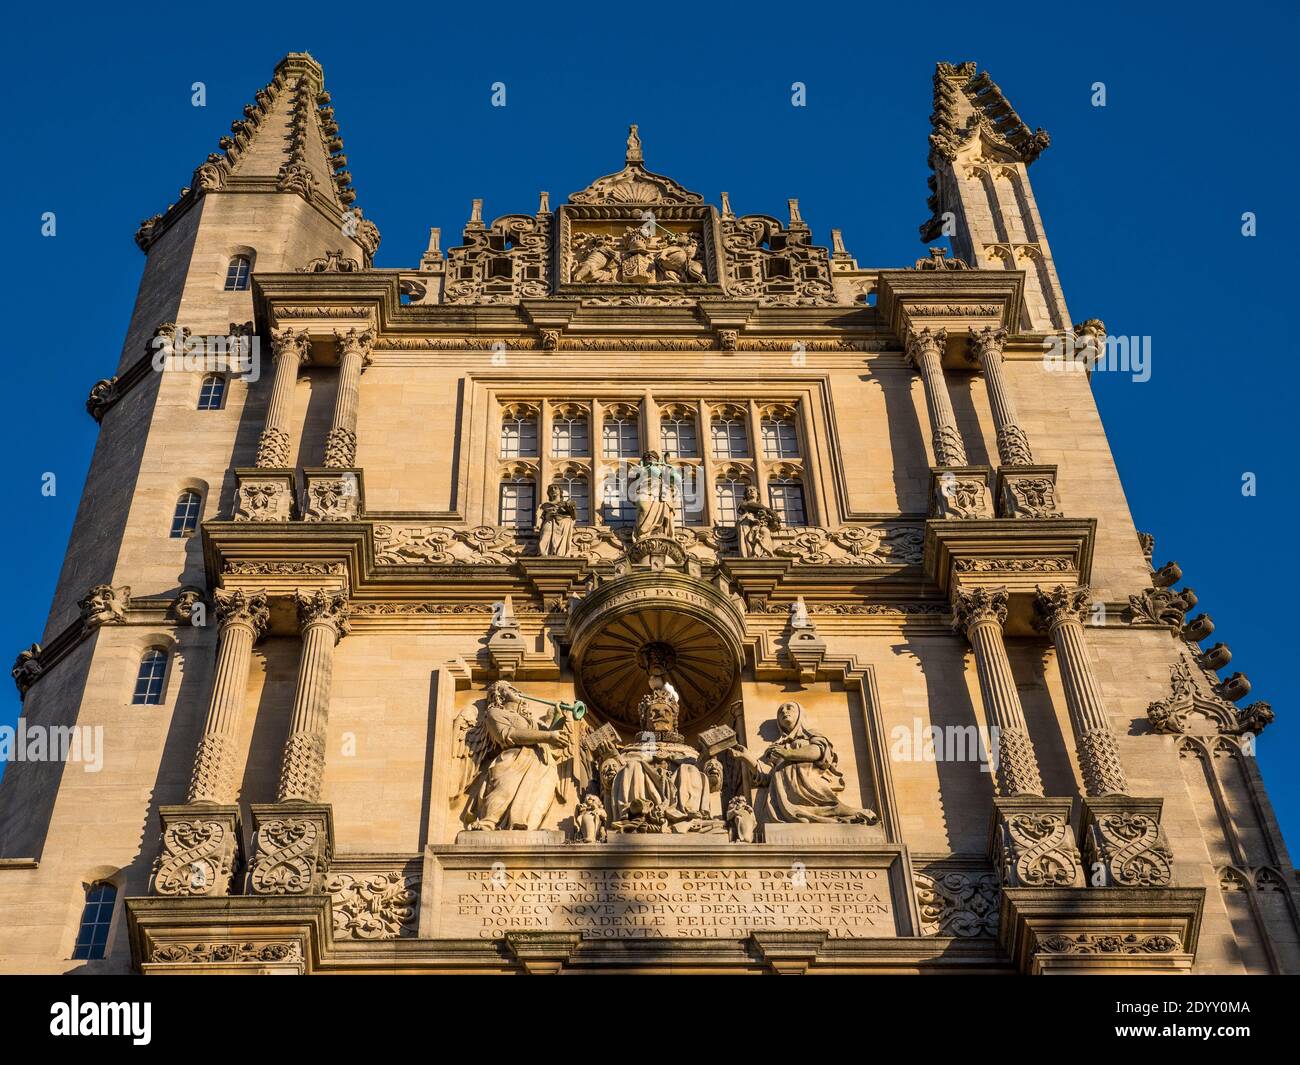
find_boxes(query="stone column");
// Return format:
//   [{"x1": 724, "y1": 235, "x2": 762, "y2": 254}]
[
  {"x1": 969, "y1": 326, "x2": 1033, "y2": 466},
  {"x1": 906, "y1": 327, "x2": 967, "y2": 467},
  {"x1": 323, "y1": 328, "x2": 374, "y2": 468},
  {"x1": 187, "y1": 590, "x2": 271, "y2": 804},
  {"x1": 277, "y1": 590, "x2": 350, "y2": 802},
  {"x1": 255, "y1": 328, "x2": 311, "y2": 468},
  {"x1": 1033, "y1": 585, "x2": 1129, "y2": 796},
  {"x1": 952, "y1": 587, "x2": 1044, "y2": 797},
  {"x1": 153, "y1": 589, "x2": 268, "y2": 898}
]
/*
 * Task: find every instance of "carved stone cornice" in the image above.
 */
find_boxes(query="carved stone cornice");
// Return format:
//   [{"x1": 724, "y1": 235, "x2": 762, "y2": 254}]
[{"x1": 877, "y1": 270, "x2": 1023, "y2": 355}]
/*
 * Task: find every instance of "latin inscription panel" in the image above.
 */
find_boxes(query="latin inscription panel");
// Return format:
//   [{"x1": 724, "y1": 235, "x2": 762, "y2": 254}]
[{"x1": 422, "y1": 841, "x2": 912, "y2": 940}]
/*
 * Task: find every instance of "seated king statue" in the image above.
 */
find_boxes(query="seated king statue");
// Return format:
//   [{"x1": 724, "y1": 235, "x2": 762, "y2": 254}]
[{"x1": 591, "y1": 668, "x2": 725, "y2": 834}]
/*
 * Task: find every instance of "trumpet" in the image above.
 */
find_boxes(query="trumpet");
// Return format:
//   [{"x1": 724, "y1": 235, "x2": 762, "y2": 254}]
[{"x1": 515, "y1": 692, "x2": 587, "y2": 725}]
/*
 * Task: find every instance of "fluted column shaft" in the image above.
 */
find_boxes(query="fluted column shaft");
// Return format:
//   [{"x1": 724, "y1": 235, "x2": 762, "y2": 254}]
[
  {"x1": 187, "y1": 591, "x2": 270, "y2": 803},
  {"x1": 954, "y1": 588, "x2": 1044, "y2": 796},
  {"x1": 256, "y1": 328, "x2": 311, "y2": 468},
  {"x1": 324, "y1": 328, "x2": 374, "y2": 468},
  {"x1": 969, "y1": 327, "x2": 1034, "y2": 466},
  {"x1": 907, "y1": 328, "x2": 967, "y2": 467},
  {"x1": 277, "y1": 591, "x2": 350, "y2": 802},
  {"x1": 1035, "y1": 585, "x2": 1129, "y2": 796}
]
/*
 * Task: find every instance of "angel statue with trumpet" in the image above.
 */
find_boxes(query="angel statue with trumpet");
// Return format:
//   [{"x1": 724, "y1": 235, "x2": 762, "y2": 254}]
[{"x1": 455, "y1": 681, "x2": 587, "y2": 832}]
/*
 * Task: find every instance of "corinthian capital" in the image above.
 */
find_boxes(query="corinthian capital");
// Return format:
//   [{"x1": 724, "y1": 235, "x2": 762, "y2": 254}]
[
  {"x1": 952, "y1": 586, "x2": 1009, "y2": 634},
  {"x1": 295, "y1": 589, "x2": 351, "y2": 641},
  {"x1": 214, "y1": 589, "x2": 271, "y2": 638},
  {"x1": 967, "y1": 326, "x2": 1007, "y2": 366},
  {"x1": 333, "y1": 326, "x2": 375, "y2": 366},
  {"x1": 270, "y1": 326, "x2": 312, "y2": 364},
  {"x1": 905, "y1": 327, "x2": 947, "y2": 368},
  {"x1": 1033, "y1": 584, "x2": 1094, "y2": 631}
]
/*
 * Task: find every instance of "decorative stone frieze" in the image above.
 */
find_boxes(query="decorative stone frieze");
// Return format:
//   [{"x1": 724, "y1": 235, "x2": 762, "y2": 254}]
[
  {"x1": 324, "y1": 869, "x2": 420, "y2": 940},
  {"x1": 996, "y1": 466, "x2": 1063, "y2": 519},
  {"x1": 302, "y1": 468, "x2": 363, "y2": 522},
  {"x1": 914, "y1": 864, "x2": 999, "y2": 936}
]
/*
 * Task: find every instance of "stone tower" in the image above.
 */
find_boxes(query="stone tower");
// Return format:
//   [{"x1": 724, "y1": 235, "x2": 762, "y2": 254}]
[{"x1": 1, "y1": 56, "x2": 1295, "y2": 976}]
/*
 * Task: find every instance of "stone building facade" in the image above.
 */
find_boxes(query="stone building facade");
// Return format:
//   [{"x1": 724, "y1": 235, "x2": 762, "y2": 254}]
[{"x1": 1, "y1": 54, "x2": 1296, "y2": 974}]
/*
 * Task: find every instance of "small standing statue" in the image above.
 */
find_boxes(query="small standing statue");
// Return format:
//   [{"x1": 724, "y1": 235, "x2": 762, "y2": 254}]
[
  {"x1": 573, "y1": 794, "x2": 608, "y2": 843},
  {"x1": 726, "y1": 795, "x2": 758, "y2": 843},
  {"x1": 455, "y1": 681, "x2": 580, "y2": 832},
  {"x1": 630, "y1": 451, "x2": 681, "y2": 541},
  {"x1": 736, "y1": 485, "x2": 779, "y2": 557},
  {"x1": 730, "y1": 701, "x2": 877, "y2": 825},
  {"x1": 536, "y1": 484, "x2": 577, "y2": 557}
]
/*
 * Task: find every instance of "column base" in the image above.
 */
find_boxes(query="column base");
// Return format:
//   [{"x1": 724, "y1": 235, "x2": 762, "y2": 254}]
[
  {"x1": 999, "y1": 886, "x2": 1205, "y2": 975},
  {"x1": 248, "y1": 803, "x2": 335, "y2": 896},
  {"x1": 150, "y1": 804, "x2": 244, "y2": 897},
  {"x1": 929, "y1": 466, "x2": 995, "y2": 519},
  {"x1": 990, "y1": 796, "x2": 1084, "y2": 888},
  {"x1": 234, "y1": 468, "x2": 297, "y2": 522},
  {"x1": 302, "y1": 467, "x2": 365, "y2": 522},
  {"x1": 1081, "y1": 795, "x2": 1174, "y2": 887},
  {"x1": 996, "y1": 465, "x2": 1063, "y2": 519}
]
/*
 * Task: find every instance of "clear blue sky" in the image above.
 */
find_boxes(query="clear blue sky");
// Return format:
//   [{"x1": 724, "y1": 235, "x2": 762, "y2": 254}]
[{"x1": 5, "y1": 2, "x2": 1297, "y2": 849}]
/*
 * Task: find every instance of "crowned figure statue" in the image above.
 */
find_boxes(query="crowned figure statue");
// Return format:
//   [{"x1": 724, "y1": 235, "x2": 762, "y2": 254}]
[{"x1": 590, "y1": 645, "x2": 724, "y2": 834}]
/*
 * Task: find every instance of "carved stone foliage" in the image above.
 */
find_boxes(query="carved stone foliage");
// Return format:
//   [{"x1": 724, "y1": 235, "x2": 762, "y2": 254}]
[
  {"x1": 1037, "y1": 933, "x2": 1180, "y2": 956},
  {"x1": 150, "y1": 941, "x2": 302, "y2": 964},
  {"x1": 374, "y1": 524, "x2": 524, "y2": 565},
  {"x1": 151, "y1": 810, "x2": 241, "y2": 898},
  {"x1": 444, "y1": 212, "x2": 550, "y2": 304},
  {"x1": 721, "y1": 214, "x2": 834, "y2": 306},
  {"x1": 998, "y1": 473, "x2": 1062, "y2": 519},
  {"x1": 79, "y1": 584, "x2": 130, "y2": 627},
  {"x1": 248, "y1": 811, "x2": 332, "y2": 896},
  {"x1": 214, "y1": 589, "x2": 271, "y2": 636},
  {"x1": 933, "y1": 472, "x2": 992, "y2": 520},
  {"x1": 1147, "y1": 656, "x2": 1273, "y2": 737},
  {"x1": 914, "y1": 868, "x2": 999, "y2": 937},
  {"x1": 769, "y1": 525, "x2": 925, "y2": 566},
  {"x1": 325, "y1": 870, "x2": 420, "y2": 940}
]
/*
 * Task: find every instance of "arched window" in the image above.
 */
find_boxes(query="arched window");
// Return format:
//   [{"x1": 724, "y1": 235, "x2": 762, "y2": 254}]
[
  {"x1": 676, "y1": 463, "x2": 704, "y2": 525},
  {"x1": 659, "y1": 406, "x2": 698, "y2": 458},
  {"x1": 768, "y1": 476, "x2": 807, "y2": 527},
  {"x1": 710, "y1": 409, "x2": 749, "y2": 459},
  {"x1": 197, "y1": 373, "x2": 226, "y2": 410},
  {"x1": 601, "y1": 470, "x2": 634, "y2": 526},
  {"x1": 223, "y1": 255, "x2": 252, "y2": 292},
  {"x1": 553, "y1": 474, "x2": 591, "y2": 523},
  {"x1": 132, "y1": 649, "x2": 168, "y2": 705},
  {"x1": 550, "y1": 406, "x2": 590, "y2": 457},
  {"x1": 500, "y1": 406, "x2": 539, "y2": 458},
  {"x1": 602, "y1": 408, "x2": 640, "y2": 459},
  {"x1": 761, "y1": 409, "x2": 800, "y2": 459},
  {"x1": 72, "y1": 881, "x2": 116, "y2": 960},
  {"x1": 715, "y1": 477, "x2": 749, "y2": 526},
  {"x1": 170, "y1": 491, "x2": 202, "y2": 538},
  {"x1": 499, "y1": 475, "x2": 536, "y2": 529}
]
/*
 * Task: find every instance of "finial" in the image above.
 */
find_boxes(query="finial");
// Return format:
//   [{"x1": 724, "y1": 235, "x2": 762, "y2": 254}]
[
  {"x1": 537, "y1": 190, "x2": 551, "y2": 214},
  {"x1": 626, "y1": 123, "x2": 643, "y2": 165},
  {"x1": 469, "y1": 198, "x2": 484, "y2": 228},
  {"x1": 831, "y1": 228, "x2": 847, "y2": 256},
  {"x1": 787, "y1": 199, "x2": 803, "y2": 226},
  {"x1": 425, "y1": 227, "x2": 441, "y2": 257},
  {"x1": 720, "y1": 191, "x2": 734, "y2": 220}
]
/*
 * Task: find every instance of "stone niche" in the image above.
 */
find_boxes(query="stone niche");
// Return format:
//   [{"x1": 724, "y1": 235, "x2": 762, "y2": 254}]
[{"x1": 420, "y1": 837, "x2": 917, "y2": 941}]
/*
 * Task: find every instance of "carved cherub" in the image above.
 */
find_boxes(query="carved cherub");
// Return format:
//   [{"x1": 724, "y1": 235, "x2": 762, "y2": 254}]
[
  {"x1": 726, "y1": 795, "x2": 757, "y2": 843},
  {"x1": 573, "y1": 794, "x2": 608, "y2": 844}
]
